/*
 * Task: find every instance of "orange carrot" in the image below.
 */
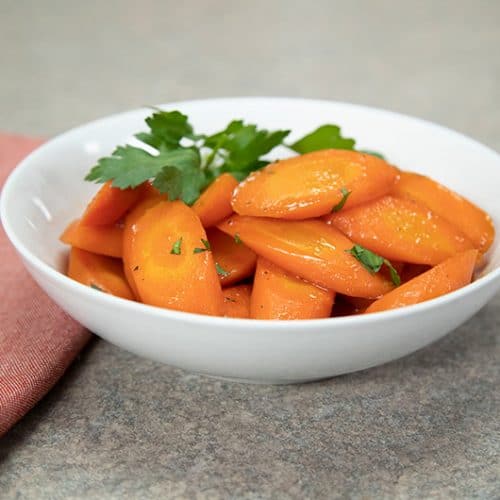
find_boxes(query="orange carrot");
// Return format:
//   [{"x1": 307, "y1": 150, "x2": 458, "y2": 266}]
[
  {"x1": 192, "y1": 173, "x2": 238, "y2": 227},
  {"x1": 122, "y1": 197, "x2": 162, "y2": 299},
  {"x1": 123, "y1": 199, "x2": 223, "y2": 315},
  {"x1": 222, "y1": 284, "x2": 252, "y2": 318},
  {"x1": 327, "y1": 195, "x2": 474, "y2": 266},
  {"x1": 250, "y1": 258, "x2": 334, "y2": 319},
  {"x1": 365, "y1": 249, "x2": 478, "y2": 314},
  {"x1": 80, "y1": 181, "x2": 146, "y2": 226},
  {"x1": 60, "y1": 219, "x2": 123, "y2": 258},
  {"x1": 392, "y1": 171, "x2": 495, "y2": 253},
  {"x1": 207, "y1": 228, "x2": 257, "y2": 287},
  {"x1": 232, "y1": 149, "x2": 398, "y2": 219},
  {"x1": 68, "y1": 247, "x2": 135, "y2": 300},
  {"x1": 218, "y1": 215, "x2": 394, "y2": 298}
]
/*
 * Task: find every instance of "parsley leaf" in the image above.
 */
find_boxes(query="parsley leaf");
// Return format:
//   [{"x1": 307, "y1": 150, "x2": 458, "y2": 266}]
[
  {"x1": 290, "y1": 125, "x2": 356, "y2": 154},
  {"x1": 332, "y1": 187, "x2": 351, "y2": 212},
  {"x1": 215, "y1": 262, "x2": 230, "y2": 277},
  {"x1": 85, "y1": 146, "x2": 200, "y2": 189},
  {"x1": 193, "y1": 238, "x2": 211, "y2": 253},
  {"x1": 170, "y1": 237, "x2": 183, "y2": 255},
  {"x1": 346, "y1": 244, "x2": 401, "y2": 286},
  {"x1": 205, "y1": 121, "x2": 290, "y2": 177},
  {"x1": 234, "y1": 233, "x2": 242, "y2": 244},
  {"x1": 384, "y1": 260, "x2": 402, "y2": 286},
  {"x1": 135, "y1": 109, "x2": 197, "y2": 149}
]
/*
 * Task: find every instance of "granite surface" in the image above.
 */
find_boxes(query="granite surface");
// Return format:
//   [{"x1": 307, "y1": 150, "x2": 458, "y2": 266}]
[{"x1": 1, "y1": 0, "x2": 499, "y2": 498}]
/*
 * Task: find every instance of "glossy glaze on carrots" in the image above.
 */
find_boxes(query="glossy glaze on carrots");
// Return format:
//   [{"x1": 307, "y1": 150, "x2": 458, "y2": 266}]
[{"x1": 62, "y1": 149, "x2": 494, "y2": 319}]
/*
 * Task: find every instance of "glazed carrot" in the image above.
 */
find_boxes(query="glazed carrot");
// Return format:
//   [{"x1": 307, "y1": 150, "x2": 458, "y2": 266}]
[
  {"x1": 207, "y1": 228, "x2": 257, "y2": 287},
  {"x1": 365, "y1": 249, "x2": 478, "y2": 314},
  {"x1": 218, "y1": 216, "x2": 394, "y2": 298},
  {"x1": 232, "y1": 150, "x2": 398, "y2": 219},
  {"x1": 251, "y1": 258, "x2": 335, "y2": 320},
  {"x1": 222, "y1": 284, "x2": 252, "y2": 318},
  {"x1": 68, "y1": 247, "x2": 135, "y2": 300},
  {"x1": 123, "y1": 199, "x2": 223, "y2": 315},
  {"x1": 392, "y1": 172, "x2": 495, "y2": 253},
  {"x1": 122, "y1": 196, "x2": 162, "y2": 299},
  {"x1": 60, "y1": 219, "x2": 123, "y2": 258},
  {"x1": 192, "y1": 173, "x2": 238, "y2": 227},
  {"x1": 81, "y1": 181, "x2": 146, "y2": 226},
  {"x1": 327, "y1": 195, "x2": 474, "y2": 266}
]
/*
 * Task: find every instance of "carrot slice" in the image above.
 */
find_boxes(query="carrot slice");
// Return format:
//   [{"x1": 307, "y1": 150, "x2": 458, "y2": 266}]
[
  {"x1": 68, "y1": 247, "x2": 135, "y2": 300},
  {"x1": 192, "y1": 173, "x2": 238, "y2": 228},
  {"x1": 122, "y1": 197, "x2": 162, "y2": 299},
  {"x1": 207, "y1": 228, "x2": 257, "y2": 287},
  {"x1": 60, "y1": 219, "x2": 123, "y2": 258},
  {"x1": 365, "y1": 249, "x2": 478, "y2": 314},
  {"x1": 222, "y1": 284, "x2": 252, "y2": 318},
  {"x1": 218, "y1": 215, "x2": 394, "y2": 298},
  {"x1": 327, "y1": 195, "x2": 474, "y2": 266},
  {"x1": 123, "y1": 199, "x2": 223, "y2": 315},
  {"x1": 80, "y1": 181, "x2": 146, "y2": 226},
  {"x1": 391, "y1": 172, "x2": 495, "y2": 253},
  {"x1": 251, "y1": 258, "x2": 335, "y2": 319},
  {"x1": 232, "y1": 149, "x2": 398, "y2": 219}
]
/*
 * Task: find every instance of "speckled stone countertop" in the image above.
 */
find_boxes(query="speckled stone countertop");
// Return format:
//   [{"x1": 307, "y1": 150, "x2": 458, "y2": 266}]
[{"x1": 1, "y1": 1, "x2": 499, "y2": 498}]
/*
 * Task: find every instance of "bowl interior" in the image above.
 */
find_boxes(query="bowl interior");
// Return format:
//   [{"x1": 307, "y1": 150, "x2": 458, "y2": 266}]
[{"x1": 2, "y1": 97, "x2": 500, "y2": 284}]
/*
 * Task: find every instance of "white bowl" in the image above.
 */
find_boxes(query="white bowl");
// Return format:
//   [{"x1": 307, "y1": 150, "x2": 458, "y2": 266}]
[{"x1": 2, "y1": 97, "x2": 500, "y2": 384}]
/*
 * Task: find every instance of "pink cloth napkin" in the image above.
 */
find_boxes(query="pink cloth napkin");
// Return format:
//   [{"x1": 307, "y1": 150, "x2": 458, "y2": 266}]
[{"x1": 0, "y1": 134, "x2": 91, "y2": 437}]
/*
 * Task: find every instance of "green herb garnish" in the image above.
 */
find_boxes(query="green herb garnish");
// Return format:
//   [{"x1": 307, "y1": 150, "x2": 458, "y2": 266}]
[
  {"x1": 346, "y1": 244, "x2": 401, "y2": 286},
  {"x1": 85, "y1": 109, "x2": 386, "y2": 205},
  {"x1": 215, "y1": 262, "x2": 230, "y2": 278},
  {"x1": 289, "y1": 125, "x2": 356, "y2": 154},
  {"x1": 234, "y1": 233, "x2": 242, "y2": 245},
  {"x1": 170, "y1": 237, "x2": 183, "y2": 255},
  {"x1": 331, "y1": 188, "x2": 351, "y2": 212},
  {"x1": 193, "y1": 238, "x2": 211, "y2": 254},
  {"x1": 90, "y1": 283, "x2": 103, "y2": 291}
]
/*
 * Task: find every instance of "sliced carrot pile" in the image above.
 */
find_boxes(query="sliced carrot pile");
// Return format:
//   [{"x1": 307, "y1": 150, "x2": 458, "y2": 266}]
[
  {"x1": 68, "y1": 247, "x2": 135, "y2": 300},
  {"x1": 222, "y1": 284, "x2": 252, "y2": 318},
  {"x1": 218, "y1": 215, "x2": 394, "y2": 298},
  {"x1": 64, "y1": 131, "x2": 495, "y2": 320},
  {"x1": 81, "y1": 181, "x2": 146, "y2": 226},
  {"x1": 123, "y1": 199, "x2": 223, "y2": 315},
  {"x1": 193, "y1": 173, "x2": 238, "y2": 227},
  {"x1": 232, "y1": 149, "x2": 398, "y2": 219},
  {"x1": 207, "y1": 228, "x2": 257, "y2": 287},
  {"x1": 327, "y1": 195, "x2": 474, "y2": 265},
  {"x1": 391, "y1": 172, "x2": 495, "y2": 253},
  {"x1": 60, "y1": 219, "x2": 123, "y2": 258},
  {"x1": 365, "y1": 250, "x2": 478, "y2": 314},
  {"x1": 250, "y1": 258, "x2": 334, "y2": 319}
]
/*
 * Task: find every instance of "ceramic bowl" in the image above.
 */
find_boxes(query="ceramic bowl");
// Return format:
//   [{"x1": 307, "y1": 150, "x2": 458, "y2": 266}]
[{"x1": 2, "y1": 97, "x2": 500, "y2": 384}]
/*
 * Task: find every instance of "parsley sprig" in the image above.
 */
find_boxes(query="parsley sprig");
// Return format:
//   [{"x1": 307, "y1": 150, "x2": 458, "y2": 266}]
[{"x1": 85, "y1": 109, "x2": 385, "y2": 205}]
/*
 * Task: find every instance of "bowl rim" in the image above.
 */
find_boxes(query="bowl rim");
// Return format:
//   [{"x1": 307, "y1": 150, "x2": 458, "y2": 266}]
[{"x1": 1, "y1": 96, "x2": 500, "y2": 330}]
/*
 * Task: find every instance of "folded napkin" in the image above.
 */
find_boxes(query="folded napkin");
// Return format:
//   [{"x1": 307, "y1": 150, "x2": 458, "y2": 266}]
[{"x1": 0, "y1": 134, "x2": 91, "y2": 437}]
